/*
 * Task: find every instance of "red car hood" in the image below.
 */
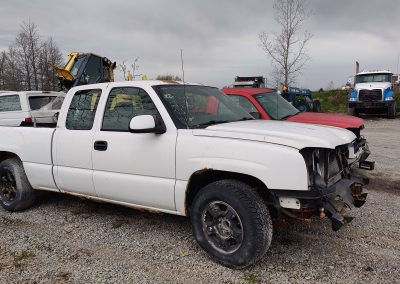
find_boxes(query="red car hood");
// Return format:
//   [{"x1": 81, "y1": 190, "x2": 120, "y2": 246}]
[{"x1": 287, "y1": 112, "x2": 364, "y2": 129}]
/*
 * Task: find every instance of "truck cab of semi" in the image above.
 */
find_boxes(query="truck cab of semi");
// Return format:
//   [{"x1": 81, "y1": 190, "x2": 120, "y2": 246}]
[{"x1": 349, "y1": 70, "x2": 397, "y2": 118}]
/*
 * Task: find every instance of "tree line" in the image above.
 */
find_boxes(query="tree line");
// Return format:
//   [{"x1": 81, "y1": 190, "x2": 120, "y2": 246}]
[{"x1": 0, "y1": 20, "x2": 63, "y2": 91}]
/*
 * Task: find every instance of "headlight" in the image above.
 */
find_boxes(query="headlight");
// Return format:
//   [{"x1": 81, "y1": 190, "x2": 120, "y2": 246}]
[{"x1": 300, "y1": 147, "x2": 345, "y2": 188}]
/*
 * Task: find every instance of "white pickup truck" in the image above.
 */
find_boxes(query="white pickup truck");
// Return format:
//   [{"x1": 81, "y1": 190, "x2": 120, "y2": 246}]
[{"x1": 0, "y1": 81, "x2": 368, "y2": 268}]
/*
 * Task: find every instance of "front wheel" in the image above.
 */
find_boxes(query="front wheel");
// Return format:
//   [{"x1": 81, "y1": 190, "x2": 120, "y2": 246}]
[
  {"x1": 388, "y1": 102, "x2": 397, "y2": 119},
  {"x1": 190, "y1": 180, "x2": 272, "y2": 268},
  {"x1": 0, "y1": 158, "x2": 35, "y2": 212},
  {"x1": 348, "y1": 107, "x2": 358, "y2": 116}
]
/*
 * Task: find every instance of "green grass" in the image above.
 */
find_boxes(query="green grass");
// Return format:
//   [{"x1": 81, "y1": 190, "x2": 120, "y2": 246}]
[
  {"x1": 313, "y1": 90, "x2": 349, "y2": 114},
  {"x1": 14, "y1": 250, "x2": 35, "y2": 262},
  {"x1": 313, "y1": 89, "x2": 400, "y2": 114}
]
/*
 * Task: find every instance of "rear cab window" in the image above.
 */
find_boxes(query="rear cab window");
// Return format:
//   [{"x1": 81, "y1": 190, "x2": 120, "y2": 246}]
[
  {"x1": 65, "y1": 89, "x2": 102, "y2": 130},
  {"x1": 0, "y1": 95, "x2": 22, "y2": 112},
  {"x1": 28, "y1": 95, "x2": 59, "y2": 110}
]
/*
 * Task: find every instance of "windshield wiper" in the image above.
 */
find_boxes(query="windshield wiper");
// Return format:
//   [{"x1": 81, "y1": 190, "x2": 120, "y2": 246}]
[
  {"x1": 191, "y1": 120, "x2": 229, "y2": 128},
  {"x1": 237, "y1": 117, "x2": 254, "y2": 121}
]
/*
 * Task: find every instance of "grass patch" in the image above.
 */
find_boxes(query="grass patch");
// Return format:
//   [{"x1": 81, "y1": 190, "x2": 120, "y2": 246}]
[
  {"x1": 313, "y1": 89, "x2": 349, "y2": 113},
  {"x1": 313, "y1": 89, "x2": 400, "y2": 114},
  {"x1": 244, "y1": 273, "x2": 260, "y2": 284},
  {"x1": 14, "y1": 250, "x2": 35, "y2": 262}
]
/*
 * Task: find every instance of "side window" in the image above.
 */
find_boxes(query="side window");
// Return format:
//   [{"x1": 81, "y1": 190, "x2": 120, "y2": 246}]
[
  {"x1": 230, "y1": 95, "x2": 259, "y2": 114},
  {"x1": 0, "y1": 95, "x2": 22, "y2": 112},
  {"x1": 66, "y1": 89, "x2": 101, "y2": 130},
  {"x1": 102, "y1": 87, "x2": 159, "y2": 132}
]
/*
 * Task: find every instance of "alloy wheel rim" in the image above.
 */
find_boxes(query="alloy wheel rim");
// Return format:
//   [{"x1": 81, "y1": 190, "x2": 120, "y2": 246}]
[
  {"x1": 201, "y1": 201, "x2": 243, "y2": 254},
  {"x1": 0, "y1": 168, "x2": 17, "y2": 202}
]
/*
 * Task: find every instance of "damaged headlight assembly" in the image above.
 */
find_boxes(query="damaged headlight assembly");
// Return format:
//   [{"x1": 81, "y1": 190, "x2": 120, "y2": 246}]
[{"x1": 298, "y1": 146, "x2": 368, "y2": 231}]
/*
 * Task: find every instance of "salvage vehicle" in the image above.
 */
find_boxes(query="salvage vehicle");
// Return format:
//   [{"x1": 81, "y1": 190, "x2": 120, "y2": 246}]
[
  {"x1": 348, "y1": 70, "x2": 397, "y2": 118},
  {"x1": 223, "y1": 88, "x2": 371, "y2": 165},
  {"x1": 0, "y1": 81, "x2": 368, "y2": 268},
  {"x1": 0, "y1": 91, "x2": 65, "y2": 126}
]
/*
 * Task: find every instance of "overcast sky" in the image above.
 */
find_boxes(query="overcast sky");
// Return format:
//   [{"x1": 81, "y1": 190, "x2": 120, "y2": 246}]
[{"x1": 0, "y1": 0, "x2": 399, "y2": 90}]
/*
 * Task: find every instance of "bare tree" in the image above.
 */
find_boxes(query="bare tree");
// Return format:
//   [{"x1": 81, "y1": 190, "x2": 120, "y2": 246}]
[
  {"x1": 156, "y1": 74, "x2": 182, "y2": 81},
  {"x1": 259, "y1": 0, "x2": 312, "y2": 86},
  {"x1": 1, "y1": 20, "x2": 63, "y2": 91},
  {"x1": 119, "y1": 61, "x2": 128, "y2": 80},
  {"x1": 0, "y1": 51, "x2": 6, "y2": 89},
  {"x1": 38, "y1": 37, "x2": 63, "y2": 90}
]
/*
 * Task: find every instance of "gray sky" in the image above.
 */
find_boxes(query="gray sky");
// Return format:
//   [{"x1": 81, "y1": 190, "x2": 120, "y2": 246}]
[{"x1": 0, "y1": 0, "x2": 399, "y2": 90}]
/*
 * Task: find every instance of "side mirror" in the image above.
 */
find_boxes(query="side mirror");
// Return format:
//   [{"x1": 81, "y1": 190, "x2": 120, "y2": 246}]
[
  {"x1": 249, "y1": 112, "x2": 262, "y2": 119},
  {"x1": 129, "y1": 115, "x2": 166, "y2": 134}
]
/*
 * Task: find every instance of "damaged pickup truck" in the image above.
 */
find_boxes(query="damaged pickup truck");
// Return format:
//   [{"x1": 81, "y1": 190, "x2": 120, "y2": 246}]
[{"x1": 0, "y1": 81, "x2": 368, "y2": 268}]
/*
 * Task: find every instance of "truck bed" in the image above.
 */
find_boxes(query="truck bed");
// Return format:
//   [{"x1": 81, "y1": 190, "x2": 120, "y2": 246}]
[{"x1": 0, "y1": 126, "x2": 57, "y2": 191}]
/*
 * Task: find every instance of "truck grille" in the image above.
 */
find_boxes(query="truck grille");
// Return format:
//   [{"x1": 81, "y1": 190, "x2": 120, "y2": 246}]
[{"x1": 358, "y1": 89, "x2": 382, "y2": 102}]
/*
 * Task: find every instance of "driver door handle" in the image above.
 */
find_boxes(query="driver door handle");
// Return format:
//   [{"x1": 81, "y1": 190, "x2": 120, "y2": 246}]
[{"x1": 94, "y1": 140, "x2": 108, "y2": 151}]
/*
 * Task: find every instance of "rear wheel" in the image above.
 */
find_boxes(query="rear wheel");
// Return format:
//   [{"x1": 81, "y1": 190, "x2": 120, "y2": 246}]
[
  {"x1": 388, "y1": 102, "x2": 397, "y2": 119},
  {"x1": 0, "y1": 158, "x2": 35, "y2": 212},
  {"x1": 190, "y1": 179, "x2": 272, "y2": 268},
  {"x1": 312, "y1": 100, "x2": 321, "y2": 112},
  {"x1": 295, "y1": 101, "x2": 309, "y2": 113}
]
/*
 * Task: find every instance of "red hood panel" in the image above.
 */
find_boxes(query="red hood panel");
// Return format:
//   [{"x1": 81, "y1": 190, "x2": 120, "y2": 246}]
[{"x1": 287, "y1": 112, "x2": 364, "y2": 129}]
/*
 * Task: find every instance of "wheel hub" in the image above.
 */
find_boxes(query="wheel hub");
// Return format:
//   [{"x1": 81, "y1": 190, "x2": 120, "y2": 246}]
[
  {"x1": 0, "y1": 168, "x2": 17, "y2": 202},
  {"x1": 202, "y1": 201, "x2": 243, "y2": 254}
]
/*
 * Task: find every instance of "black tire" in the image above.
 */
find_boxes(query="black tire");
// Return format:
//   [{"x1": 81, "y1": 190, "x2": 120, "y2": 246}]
[
  {"x1": 190, "y1": 179, "x2": 272, "y2": 269},
  {"x1": 294, "y1": 101, "x2": 309, "y2": 113},
  {"x1": 0, "y1": 158, "x2": 35, "y2": 212},
  {"x1": 388, "y1": 102, "x2": 397, "y2": 119},
  {"x1": 348, "y1": 107, "x2": 358, "y2": 116},
  {"x1": 312, "y1": 100, "x2": 321, "y2": 112}
]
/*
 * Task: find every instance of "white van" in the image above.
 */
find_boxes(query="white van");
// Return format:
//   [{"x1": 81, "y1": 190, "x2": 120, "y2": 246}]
[{"x1": 0, "y1": 91, "x2": 65, "y2": 126}]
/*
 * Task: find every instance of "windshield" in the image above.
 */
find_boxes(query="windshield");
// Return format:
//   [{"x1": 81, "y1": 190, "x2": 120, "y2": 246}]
[
  {"x1": 154, "y1": 85, "x2": 254, "y2": 129},
  {"x1": 355, "y1": 73, "x2": 392, "y2": 83},
  {"x1": 253, "y1": 92, "x2": 299, "y2": 120}
]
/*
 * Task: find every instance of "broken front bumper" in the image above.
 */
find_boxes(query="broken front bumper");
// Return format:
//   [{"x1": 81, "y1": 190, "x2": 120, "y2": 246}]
[{"x1": 273, "y1": 175, "x2": 368, "y2": 231}]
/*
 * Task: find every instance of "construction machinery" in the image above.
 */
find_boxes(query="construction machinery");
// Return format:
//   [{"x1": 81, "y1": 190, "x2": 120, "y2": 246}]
[
  {"x1": 281, "y1": 85, "x2": 321, "y2": 113},
  {"x1": 54, "y1": 52, "x2": 116, "y2": 91}
]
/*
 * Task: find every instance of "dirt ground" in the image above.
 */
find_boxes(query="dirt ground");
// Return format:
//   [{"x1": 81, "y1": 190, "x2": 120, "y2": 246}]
[{"x1": 0, "y1": 117, "x2": 399, "y2": 284}]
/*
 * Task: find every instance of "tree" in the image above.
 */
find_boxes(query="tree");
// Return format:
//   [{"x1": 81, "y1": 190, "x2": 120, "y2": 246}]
[
  {"x1": 1, "y1": 20, "x2": 63, "y2": 91},
  {"x1": 156, "y1": 74, "x2": 182, "y2": 81},
  {"x1": 259, "y1": 0, "x2": 312, "y2": 86}
]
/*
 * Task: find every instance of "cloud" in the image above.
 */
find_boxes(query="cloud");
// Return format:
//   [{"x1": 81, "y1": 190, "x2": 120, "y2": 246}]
[{"x1": 0, "y1": 0, "x2": 399, "y2": 90}]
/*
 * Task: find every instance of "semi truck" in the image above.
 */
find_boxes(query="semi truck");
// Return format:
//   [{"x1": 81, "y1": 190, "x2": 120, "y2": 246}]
[{"x1": 348, "y1": 70, "x2": 397, "y2": 118}]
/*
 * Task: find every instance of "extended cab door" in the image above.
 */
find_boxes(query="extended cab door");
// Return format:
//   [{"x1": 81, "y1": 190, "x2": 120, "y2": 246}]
[
  {"x1": 91, "y1": 85, "x2": 177, "y2": 211},
  {"x1": 53, "y1": 86, "x2": 105, "y2": 196}
]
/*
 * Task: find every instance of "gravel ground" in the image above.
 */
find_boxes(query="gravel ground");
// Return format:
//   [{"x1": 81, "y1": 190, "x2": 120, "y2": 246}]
[{"x1": 0, "y1": 117, "x2": 399, "y2": 284}]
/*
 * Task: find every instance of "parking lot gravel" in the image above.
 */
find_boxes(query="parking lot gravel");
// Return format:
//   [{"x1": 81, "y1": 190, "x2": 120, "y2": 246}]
[{"x1": 0, "y1": 117, "x2": 399, "y2": 284}]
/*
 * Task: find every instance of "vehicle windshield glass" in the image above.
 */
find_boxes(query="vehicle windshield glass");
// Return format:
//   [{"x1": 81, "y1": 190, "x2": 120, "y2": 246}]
[
  {"x1": 355, "y1": 73, "x2": 392, "y2": 83},
  {"x1": 253, "y1": 92, "x2": 300, "y2": 120},
  {"x1": 70, "y1": 55, "x2": 86, "y2": 77},
  {"x1": 154, "y1": 85, "x2": 254, "y2": 129},
  {"x1": 38, "y1": 94, "x2": 65, "y2": 111},
  {"x1": 29, "y1": 96, "x2": 59, "y2": 110}
]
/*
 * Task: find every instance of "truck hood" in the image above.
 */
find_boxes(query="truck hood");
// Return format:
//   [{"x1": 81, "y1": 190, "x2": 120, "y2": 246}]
[
  {"x1": 287, "y1": 112, "x2": 364, "y2": 129},
  {"x1": 192, "y1": 120, "x2": 356, "y2": 150},
  {"x1": 355, "y1": 82, "x2": 391, "y2": 90}
]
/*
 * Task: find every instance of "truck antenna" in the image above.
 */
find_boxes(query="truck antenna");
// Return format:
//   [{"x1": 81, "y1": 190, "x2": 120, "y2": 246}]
[
  {"x1": 180, "y1": 49, "x2": 185, "y2": 83},
  {"x1": 181, "y1": 49, "x2": 189, "y2": 128}
]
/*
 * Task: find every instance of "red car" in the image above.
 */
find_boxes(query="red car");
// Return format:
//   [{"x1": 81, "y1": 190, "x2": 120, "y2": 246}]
[{"x1": 222, "y1": 88, "x2": 370, "y2": 163}]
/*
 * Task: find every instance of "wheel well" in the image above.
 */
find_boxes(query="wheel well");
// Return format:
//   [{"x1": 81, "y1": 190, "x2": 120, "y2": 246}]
[
  {"x1": 185, "y1": 169, "x2": 276, "y2": 216},
  {"x1": 0, "y1": 152, "x2": 20, "y2": 163}
]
